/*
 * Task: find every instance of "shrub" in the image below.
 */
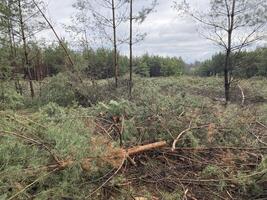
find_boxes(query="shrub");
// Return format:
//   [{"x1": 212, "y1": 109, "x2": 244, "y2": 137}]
[
  {"x1": 98, "y1": 100, "x2": 133, "y2": 117},
  {"x1": 39, "y1": 73, "x2": 76, "y2": 106},
  {"x1": 39, "y1": 102, "x2": 67, "y2": 122},
  {"x1": 0, "y1": 82, "x2": 24, "y2": 110},
  {"x1": 0, "y1": 106, "x2": 118, "y2": 199}
]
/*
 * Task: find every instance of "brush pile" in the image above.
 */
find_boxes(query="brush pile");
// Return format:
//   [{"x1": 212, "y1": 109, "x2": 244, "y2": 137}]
[{"x1": 0, "y1": 76, "x2": 266, "y2": 199}]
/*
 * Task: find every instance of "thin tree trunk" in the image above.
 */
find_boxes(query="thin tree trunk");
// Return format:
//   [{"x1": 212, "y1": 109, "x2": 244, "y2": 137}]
[
  {"x1": 18, "y1": 0, "x2": 35, "y2": 98},
  {"x1": 7, "y1": 20, "x2": 14, "y2": 58},
  {"x1": 32, "y1": 0, "x2": 74, "y2": 68},
  {"x1": 32, "y1": 0, "x2": 84, "y2": 83},
  {"x1": 224, "y1": 0, "x2": 236, "y2": 103},
  {"x1": 112, "y1": 0, "x2": 118, "y2": 88},
  {"x1": 224, "y1": 50, "x2": 230, "y2": 102},
  {"x1": 7, "y1": 0, "x2": 22, "y2": 95},
  {"x1": 129, "y1": 0, "x2": 133, "y2": 98},
  {"x1": 7, "y1": 10, "x2": 17, "y2": 91}
]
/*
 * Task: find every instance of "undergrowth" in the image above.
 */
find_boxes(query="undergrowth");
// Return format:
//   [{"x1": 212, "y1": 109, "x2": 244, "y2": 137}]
[{"x1": 0, "y1": 76, "x2": 266, "y2": 199}]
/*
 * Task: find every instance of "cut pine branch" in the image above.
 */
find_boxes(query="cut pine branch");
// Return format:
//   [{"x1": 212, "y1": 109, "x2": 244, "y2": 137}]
[
  {"x1": 127, "y1": 141, "x2": 167, "y2": 155},
  {"x1": 81, "y1": 141, "x2": 167, "y2": 170},
  {"x1": 0, "y1": 130, "x2": 61, "y2": 164}
]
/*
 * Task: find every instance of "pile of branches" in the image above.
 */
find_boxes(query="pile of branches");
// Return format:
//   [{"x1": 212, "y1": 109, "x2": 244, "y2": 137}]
[
  {"x1": 0, "y1": 96, "x2": 266, "y2": 199},
  {"x1": 89, "y1": 101, "x2": 267, "y2": 200},
  {"x1": 122, "y1": 147, "x2": 267, "y2": 200}
]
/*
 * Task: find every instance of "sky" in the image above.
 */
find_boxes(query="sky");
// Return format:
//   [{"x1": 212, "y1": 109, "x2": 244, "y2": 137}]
[{"x1": 39, "y1": 0, "x2": 220, "y2": 63}]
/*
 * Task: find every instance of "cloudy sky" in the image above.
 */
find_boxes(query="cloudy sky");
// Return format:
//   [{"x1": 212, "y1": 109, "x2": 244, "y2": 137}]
[{"x1": 39, "y1": 0, "x2": 220, "y2": 63}]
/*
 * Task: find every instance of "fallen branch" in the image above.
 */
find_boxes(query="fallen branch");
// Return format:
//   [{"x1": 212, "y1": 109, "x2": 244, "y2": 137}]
[
  {"x1": 32, "y1": 0, "x2": 73, "y2": 68},
  {"x1": 127, "y1": 141, "x2": 167, "y2": 155},
  {"x1": 165, "y1": 146, "x2": 267, "y2": 151},
  {"x1": 85, "y1": 153, "x2": 126, "y2": 198},
  {"x1": 95, "y1": 122, "x2": 113, "y2": 140},
  {"x1": 247, "y1": 130, "x2": 267, "y2": 146},
  {"x1": 32, "y1": 0, "x2": 83, "y2": 83},
  {"x1": 178, "y1": 168, "x2": 267, "y2": 184},
  {"x1": 8, "y1": 168, "x2": 57, "y2": 200},
  {"x1": 119, "y1": 115, "x2": 125, "y2": 146},
  {"x1": 256, "y1": 121, "x2": 267, "y2": 129},
  {"x1": 238, "y1": 84, "x2": 245, "y2": 106},
  {"x1": 80, "y1": 141, "x2": 167, "y2": 171},
  {"x1": 84, "y1": 141, "x2": 167, "y2": 198},
  {"x1": 0, "y1": 130, "x2": 60, "y2": 164}
]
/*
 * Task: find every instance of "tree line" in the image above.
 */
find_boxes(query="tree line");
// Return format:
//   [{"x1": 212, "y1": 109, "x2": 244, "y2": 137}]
[
  {"x1": 1, "y1": 0, "x2": 267, "y2": 103},
  {"x1": 0, "y1": 41, "x2": 186, "y2": 79},
  {"x1": 193, "y1": 47, "x2": 267, "y2": 78},
  {"x1": 0, "y1": 0, "x2": 159, "y2": 98}
]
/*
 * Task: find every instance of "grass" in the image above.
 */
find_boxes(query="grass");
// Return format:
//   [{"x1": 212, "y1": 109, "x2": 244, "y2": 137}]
[{"x1": 0, "y1": 75, "x2": 266, "y2": 199}]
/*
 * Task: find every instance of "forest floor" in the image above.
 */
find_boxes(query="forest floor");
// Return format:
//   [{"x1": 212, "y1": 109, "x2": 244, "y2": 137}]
[{"x1": 0, "y1": 75, "x2": 266, "y2": 200}]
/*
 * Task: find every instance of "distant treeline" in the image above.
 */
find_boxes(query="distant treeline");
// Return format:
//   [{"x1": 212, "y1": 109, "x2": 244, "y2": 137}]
[
  {"x1": 84, "y1": 50, "x2": 185, "y2": 79},
  {"x1": 0, "y1": 42, "x2": 186, "y2": 80},
  {"x1": 193, "y1": 47, "x2": 267, "y2": 78},
  {"x1": 1, "y1": 41, "x2": 266, "y2": 81}
]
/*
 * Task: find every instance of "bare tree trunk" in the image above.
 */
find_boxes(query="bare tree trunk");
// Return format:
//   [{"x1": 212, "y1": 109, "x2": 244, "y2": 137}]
[
  {"x1": 32, "y1": 0, "x2": 84, "y2": 83},
  {"x1": 224, "y1": 50, "x2": 230, "y2": 102},
  {"x1": 6, "y1": 0, "x2": 22, "y2": 95},
  {"x1": 129, "y1": 0, "x2": 133, "y2": 98},
  {"x1": 224, "y1": 0, "x2": 236, "y2": 103},
  {"x1": 112, "y1": 0, "x2": 118, "y2": 88},
  {"x1": 18, "y1": 0, "x2": 35, "y2": 98},
  {"x1": 7, "y1": 20, "x2": 14, "y2": 58}
]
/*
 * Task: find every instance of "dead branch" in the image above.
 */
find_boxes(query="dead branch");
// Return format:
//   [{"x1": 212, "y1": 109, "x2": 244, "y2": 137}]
[
  {"x1": 32, "y1": 0, "x2": 83, "y2": 83},
  {"x1": 85, "y1": 153, "x2": 126, "y2": 198},
  {"x1": 32, "y1": 0, "x2": 73, "y2": 67},
  {"x1": 237, "y1": 84, "x2": 245, "y2": 106},
  {"x1": 95, "y1": 122, "x2": 113, "y2": 140},
  {"x1": 165, "y1": 146, "x2": 267, "y2": 151},
  {"x1": 247, "y1": 130, "x2": 267, "y2": 146},
  {"x1": 256, "y1": 121, "x2": 267, "y2": 129},
  {"x1": 7, "y1": 168, "x2": 57, "y2": 200},
  {"x1": 120, "y1": 115, "x2": 125, "y2": 146}
]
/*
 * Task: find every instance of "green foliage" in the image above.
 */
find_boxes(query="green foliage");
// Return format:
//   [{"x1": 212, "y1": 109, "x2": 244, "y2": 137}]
[
  {"x1": 39, "y1": 73, "x2": 76, "y2": 107},
  {"x1": 136, "y1": 61, "x2": 150, "y2": 77},
  {"x1": 135, "y1": 54, "x2": 185, "y2": 77},
  {"x1": 39, "y1": 102, "x2": 67, "y2": 122},
  {"x1": 181, "y1": 131, "x2": 200, "y2": 147},
  {"x1": 195, "y1": 48, "x2": 267, "y2": 78},
  {"x1": 122, "y1": 119, "x2": 139, "y2": 144},
  {"x1": 98, "y1": 100, "x2": 133, "y2": 117},
  {"x1": 43, "y1": 42, "x2": 71, "y2": 75},
  {"x1": 40, "y1": 107, "x2": 92, "y2": 160},
  {"x1": 201, "y1": 165, "x2": 227, "y2": 191},
  {"x1": 254, "y1": 156, "x2": 267, "y2": 183},
  {"x1": 161, "y1": 190, "x2": 182, "y2": 200},
  {"x1": 201, "y1": 165, "x2": 224, "y2": 179},
  {"x1": 0, "y1": 46, "x2": 12, "y2": 81},
  {"x1": 0, "y1": 76, "x2": 266, "y2": 199},
  {"x1": 0, "y1": 105, "x2": 116, "y2": 199},
  {"x1": 0, "y1": 82, "x2": 24, "y2": 110},
  {"x1": 80, "y1": 48, "x2": 130, "y2": 79}
]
